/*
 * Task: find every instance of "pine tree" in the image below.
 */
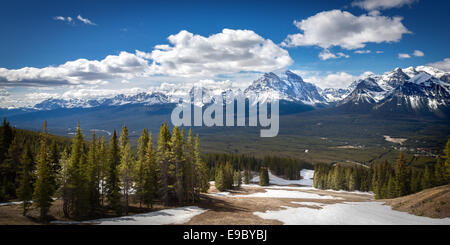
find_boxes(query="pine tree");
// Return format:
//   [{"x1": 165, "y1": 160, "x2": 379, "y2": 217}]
[
  {"x1": 156, "y1": 122, "x2": 171, "y2": 206},
  {"x1": 106, "y1": 130, "x2": 122, "y2": 216},
  {"x1": 33, "y1": 121, "x2": 55, "y2": 220},
  {"x1": 444, "y1": 138, "x2": 450, "y2": 184},
  {"x1": 1, "y1": 136, "x2": 21, "y2": 200},
  {"x1": 194, "y1": 134, "x2": 209, "y2": 194},
  {"x1": 215, "y1": 165, "x2": 225, "y2": 191},
  {"x1": 65, "y1": 122, "x2": 89, "y2": 218},
  {"x1": 422, "y1": 165, "x2": 433, "y2": 189},
  {"x1": 119, "y1": 142, "x2": 134, "y2": 215},
  {"x1": 259, "y1": 167, "x2": 269, "y2": 186},
  {"x1": 86, "y1": 131, "x2": 100, "y2": 215},
  {"x1": 171, "y1": 126, "x2": 185, "y2": 204},
  {"x1": 185, "y1": 129, "x2": 195, "y2": 203},
  {"x1": 16, "y1": 143, "x2": 34, "y2": 215},
  {"x1": 48, "y1": 140, "x2": 61, "y2": 189},
  {"x1": 387, "y1": 174, "x2": 396, "y2": 198},
  {"x1": 135, "y1": 129, "x2": 149, "y2": 207},
  {"x1": 143, "y1": 132, "x2": 158, "y2": 208},
  {"x1": 98, "y1": 137, "x2": 108, "y2": 208},
  {"x1": 395, "y1": 153, "x2": 409, "y2": 196}
]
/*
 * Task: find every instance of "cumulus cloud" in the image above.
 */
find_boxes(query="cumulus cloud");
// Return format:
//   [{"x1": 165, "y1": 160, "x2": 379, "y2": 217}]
[
  {"x1": 428, "y1": 58, "x2": 450, "y2": 72},
  {"x1": 282, "y1": 10, "x2": 410, "y2": 51},
  {"x1": 352, "y1": 0, "x2": 418, "y2": 11},
  {"x1": 0, "y1": 29, "x2": 291, "y2": 87},
  {"x1": 318, "y1": 50, "x2": 350, "y2": 60},
  {"x1": 413, "y1": 50, "x2": 424, "y2": 57},
  {"x1": 0, "y1": 51, "x2": 150, "y2": 86},
  {"x1": 77, "y1": 15, "x2": 96, "y2": 25},
  {"x1": 140, "y1": 29, "x2": 292, "y2": 77},
  {"x1": 398, "y1": 53, "x2": 411, "y2": 59}
]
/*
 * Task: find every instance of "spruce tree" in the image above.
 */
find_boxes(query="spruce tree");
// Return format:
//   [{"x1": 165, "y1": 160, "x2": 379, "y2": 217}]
[
  {"x1": 135, "y1": 129, "x2": 149, "y2": 207},
  {"x1": 1, "y1": 136, "x2": 21, "y2": 199},
  {"x1": 86, "y1": 131, "x2": 100, "y2": 215},
  {"x1": 33, "y1": 121, "x2": 55, "y2": 220},
  {"x1": 143, "y1": 132, "x2": 158, "y2": 208},
  {"x1": 16, "y1": 143, "x2": 34, "y2": 215},
  {"x1": 119, "y1": 142, "x2": 134, "y2": 215},
  {"x1": 156, "y1": 122, "x2": 171, "y2": 206},
  {"x1": 194, "y1": 134, "x2": 209, "y2": 194},
  {"x1": 444, "y1": 138, "x2": 450, "y2": 184},
  {"x1": 259, "y1": 167, "x2": 269, "y2": 186},
  {"x1": 395, "y1": 153, "x2": 409, "y2": 196},
  {"x1": 215, "y1": 165, "x2": 225, "y2": 191},
  {"x1": 106, "y1": 130, "x2": 122, "y2": 216},
  {"x1": 171, "y1": 126, "x2": 185, "y2": 204}
]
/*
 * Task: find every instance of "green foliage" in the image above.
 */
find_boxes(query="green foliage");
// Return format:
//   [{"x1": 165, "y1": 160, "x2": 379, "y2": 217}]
[
  {"x1": 106, "y1": 130, "x2": 122, "y2": 216},
  {"x1": 259, "y1": 167, "x2": 269, "y2": 186},
  {"x1": 33, "y1": 122, "x2": 55, "y2": 220},
  {"x1": 16, "y1": 143, "x2": 34, "y2": 215}
]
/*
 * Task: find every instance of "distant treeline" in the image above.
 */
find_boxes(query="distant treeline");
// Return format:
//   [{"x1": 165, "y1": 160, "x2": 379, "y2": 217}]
[
  {"x1": 203, "y1": 153, "x2": 313, "y2": 181},
  {"x1": 0, "y1": 119, "x2": 209, "y2": 220},
  {"x1": 314, "y1": 140, "x2": 450, "y2": 199}
]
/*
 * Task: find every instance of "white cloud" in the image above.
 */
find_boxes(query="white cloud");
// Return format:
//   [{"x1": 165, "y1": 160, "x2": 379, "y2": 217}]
[
  {"x1": 427, "y1": 58, "x2": 450, "y2": 72},
  {"x1": 0, "y1": 29, "x2": 290, "y2": 87},
  {"x1": 77, "y1": 15, "x2": 96, "y2": 25},
  {"x1": 54, "y1": 16, "x2": 73, "y2": 24},
  {"x1": 0, "y1": 51, "x2": 150, "y2": 86},
  {"x1": 282, "y1": 10, "x2": 410, "y2": 50},
  {"x1": 376, "y1": 50, "x2": 384, "y2": 54},
  {"x1": 303, "y1": 72, "x2": 368, "y2": 89},
  {"x1": 352, "y1": 0, "x2": 417, "y2": 11},
  {"x1": 319, "y1": 50, "x2": 350, "y2": 60},
  {"x1": 354, "y1": 50, "x2": 371, "y2": 54},
  {"x1": 142, "y1": 29, "x2": 292, "y2": 77},
  {"x1": 398, "y1": 53, "x2": 411, "y2": 59},
  {"x1": 413, "y1": 50, "x2": 424, "y2": 57}
]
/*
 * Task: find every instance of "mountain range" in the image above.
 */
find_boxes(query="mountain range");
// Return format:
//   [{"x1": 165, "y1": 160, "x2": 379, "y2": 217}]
[{"x1": 5, "y1": 65, "x2": 449, "y2": 115}]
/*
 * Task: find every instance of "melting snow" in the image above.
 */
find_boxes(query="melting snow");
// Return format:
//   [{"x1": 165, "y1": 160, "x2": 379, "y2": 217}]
[
  {"x1": 51, "y1": 206, "x2": 206, "y2": 225},
  {"x1": 233, "y1": 189, "x2": 342, "y2": 200},
  {"x1": 254, "y1": 202, "x2": 450, "y2": 225},
  {"x1": 251, "y1": 169, "x2": 314, "y2": 186}
]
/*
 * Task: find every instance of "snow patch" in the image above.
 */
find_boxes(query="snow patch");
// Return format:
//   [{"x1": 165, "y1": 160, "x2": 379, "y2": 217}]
[
  {"x1": 51, "y1": 206, "x2": 206, "y2": 225},
  {"x1": 254, "y1": 202, "x2": 450, "y2": 225},
  {"x1": 233, "y1": 189, "x2": 342, "y2": 200}
]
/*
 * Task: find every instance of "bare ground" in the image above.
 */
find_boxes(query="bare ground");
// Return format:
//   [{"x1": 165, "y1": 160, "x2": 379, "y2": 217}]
[{"x1": 384, "y1": 185, "x2": 450, "y2": 218}]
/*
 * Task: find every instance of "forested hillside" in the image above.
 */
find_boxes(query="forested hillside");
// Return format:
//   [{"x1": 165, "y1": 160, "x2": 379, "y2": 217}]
[
  {"x1": 0, "y1": 119, "x2": 209, "y2": 220},
  {"x1": 313, "y1": 140, "x2": 450, "y2": 199}
]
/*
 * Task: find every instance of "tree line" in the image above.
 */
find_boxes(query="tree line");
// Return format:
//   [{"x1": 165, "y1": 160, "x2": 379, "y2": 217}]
[
  {"x1": 314, "y1": 139, "x2": 450, "y2": 199},
  {"x1": 1, "y1": 119, "x2": 209, "y2": 220}
]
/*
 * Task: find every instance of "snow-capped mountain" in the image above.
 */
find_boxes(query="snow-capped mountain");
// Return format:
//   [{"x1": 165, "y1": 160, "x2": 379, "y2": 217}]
[
  {"x1": 3, "y1": 66, "x2": 450, "y2": 116},
  {"x1": 244, "y1": 70, "x2": 326, "y2": 104},
  {"x1": 339, "y1": 66, "x2": 450, "y2": 113}
]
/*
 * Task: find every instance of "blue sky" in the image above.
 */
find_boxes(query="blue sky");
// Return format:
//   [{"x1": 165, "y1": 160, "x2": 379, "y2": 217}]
[{"x1": 0, "y1": 0, "x2": 449, "y2": 107}]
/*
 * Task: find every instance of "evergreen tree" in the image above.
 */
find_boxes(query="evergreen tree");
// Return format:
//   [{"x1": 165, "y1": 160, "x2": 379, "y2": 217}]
[
  {"x1": 194, "y1": 134, "x2": 209, "y2": 194},
  {"x1": 86, "y1": 131, "x2": 100, "y2": 215},
  {"x1": 33, "y1": 121, "x2": 55, "y2": 220},
  {"x1": 259, "y1": 167, "x2": 269, "y2": 186},
  {"x1": 170, "y1": 126, "x2": 184, "y2": 204},
  {"x1": 135, "y1": 129, "x2": 149, "y2": 207},
  {"x1": 185, "y1": 129, "x2": 195, "y2": 203},
  {"x1": 119, "y1": 142, "x2": 134, "y2": 215},
  {"x1": 1, "y1": 136, "x2": 21, "y2": 200},
  {"x1": 106, "y1": 130, "x2": 122, "y2": 215},
  {"x1": 215, "y1": 165, "x2": 225, "y2": 191},
  {"x1": 444, "y1": 138, "x2": 450, "y2": 184},
  {"x1": 395, "y1": 153, "x2": 409, "y2": 196},
  {"x1": 16, "y1": 143, "x2": 34, "y2": 215},
  {"x1": 422, "y1": 165, "x2": 433, "y2": 190},
  {"x1": 244, "y1": 168, "x2": 250, "y2": 184},
  {"x1": 143, "y1": 132, "x2": 158, "y2": 208},
  {"x1": 156, "y1": 122, "x2": 171, "y2": 206},
  {"x1": 65, "y1": 122, "x2": 89, "y2": 218},
  {"x1": 48, "y1": 140, "x2": 61, "y2": 189},
  {"x1": 98, "y1": 137, "x2": 108, "y2": 208}
]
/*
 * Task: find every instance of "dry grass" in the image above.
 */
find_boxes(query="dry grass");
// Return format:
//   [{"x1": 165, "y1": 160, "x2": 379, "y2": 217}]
[{"x1": 384, "y1": 185, "x2": 450, "y2": 218}]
